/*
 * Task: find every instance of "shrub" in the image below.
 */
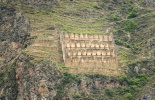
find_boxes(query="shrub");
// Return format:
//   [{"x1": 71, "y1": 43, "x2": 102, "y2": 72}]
[
  {"x1": 127, "y1": 85, "x2": 139, "y2": 94},
  {"x1": 118, "y1": 76, "x2": 128, "y2": 85},
  {"x1": 124, "y1": 20, "x2": 137, "y2": 32},
  {"x1": 124, "y1": 93, "x2": 132, "y2": 100},
  {"x1": 105, "y1": 89, "x2": 114, "y2": 97},
  {"x1": 109, "y1": 14, "x2": 119, "y2": 21},
  {"x1": 153, "y1": 66, "x2": 155, "y2": 74},
  {"x1": 127, "y1": 11, "x2": 138, "y2": 18},
  {"x1": 93, "y1": 5, "x2": 101, "y2": 9},
  {"x1": 115, "y1": 39, "x2": 131, "y2": 48},
  {"x1": 137, "y1": 74, "x2": 148, "y2": 86},
  {"x1": 127, "y1": 6, "x2": 139, "y2": 18},
  {"x1": 128, "y1": 74, "x2": 148, "y2": 87},
  {"x1": 63, "y1": 72, "x2": 80, "y2": 84},
  {"x1": 63, "y1": 72, "x2": 76, "y2": 84},
  {"x1": 0, "y1": 73, "x2": 4, "y2": 86},
  {"x1": 74, "y1": 94, "x2": 82, "y2": 99},
  {"x1": 86, "y1": 74, "x2": 107, "y2": 80},
  {"x1": 152, "y1": 82, "x2": 155, "y2": 87},
  {"x1": 128, "y1": 78, "x2": 139, "y2": 85},
  {"x1": 116, "y1": 87, "x2": 125, "y2": 95}
]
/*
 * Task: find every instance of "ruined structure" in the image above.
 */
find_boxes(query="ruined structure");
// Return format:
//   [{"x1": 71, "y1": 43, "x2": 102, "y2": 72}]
[{"x1": 60, "y1": 33, "x2": 118, "y2": 75}]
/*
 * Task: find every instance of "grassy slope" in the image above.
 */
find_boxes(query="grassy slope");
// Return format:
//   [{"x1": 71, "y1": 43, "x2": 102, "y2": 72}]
[
  {"x1": 21, "y1": 0, "x2": 116, "y2": 72},
  {"x1": 21, "y1": 0, "x2": 154, "y2": 67}
]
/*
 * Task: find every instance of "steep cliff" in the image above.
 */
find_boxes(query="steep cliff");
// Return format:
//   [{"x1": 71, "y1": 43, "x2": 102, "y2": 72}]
[
  {"x1": 15, "y1": 57, "x2": 62, "y2": 100},
  {"x1": 0, "y1": 5, "x2": 30, "y2": 99}
]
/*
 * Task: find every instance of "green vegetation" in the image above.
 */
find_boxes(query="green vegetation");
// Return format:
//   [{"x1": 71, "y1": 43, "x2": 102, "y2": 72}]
[
  {"x1": 127, "y1": 6, "x2": 139, "y2": 19},
  {"x1": 124, "y1": 20, "x2": 138, "y2": 32},
  {"x1": 109, "y1": 14, "x2": 119, "y2": 21},
  {"x1": 73, "y1": 94, "x2": 82, "y2": 99},
  {"x1": 153, "y1": 66, "x2": 155, "y2": 73},
  {"x1": 124, "y1": 93, "x2": 132, "y2": 100},
  {"x1": 63, "y1": 72, "x2": 80, "y2": 84},
  {"x1": 20, "y1": 2, "x2": 107, "y2": 34},
  {"x1": 117, "y1": 73, "x2": 149, "y2": 99},
  {"x1": 0, "y1": 73, "x2": 6, "y2": 86},
  {"x1": 105, "y1": 89, "x2": 114, "y2": 97}
]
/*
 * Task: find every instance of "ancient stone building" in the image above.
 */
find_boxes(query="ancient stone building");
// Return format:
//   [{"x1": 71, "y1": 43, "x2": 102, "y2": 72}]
[{"x1": 60, "y1": 33, "x2": 118, "y2": 75}]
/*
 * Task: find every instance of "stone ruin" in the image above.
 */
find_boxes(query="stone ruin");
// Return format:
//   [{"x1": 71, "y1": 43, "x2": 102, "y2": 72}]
[{"x1": 60, "y1": 33, "x2": 118, "y2": 75}]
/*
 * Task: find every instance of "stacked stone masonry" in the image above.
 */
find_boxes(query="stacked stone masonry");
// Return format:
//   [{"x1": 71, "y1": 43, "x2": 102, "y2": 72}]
[{"x1": 60, "y1": 33, "x2": 118, "y2": 74}]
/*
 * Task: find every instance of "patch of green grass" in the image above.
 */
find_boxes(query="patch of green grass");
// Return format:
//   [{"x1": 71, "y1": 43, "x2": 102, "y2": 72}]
[
  {"x1": 58, "y1": 64, "x2": 69, "y2": 69},
  {"x1": 22, "y1": 1, "x2": 109, "y2": 34}
]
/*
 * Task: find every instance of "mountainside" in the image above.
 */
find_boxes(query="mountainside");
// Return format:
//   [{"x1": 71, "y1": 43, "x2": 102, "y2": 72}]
[{"x1": 0, "y1": 0, "x2": 155, "y2": 100}]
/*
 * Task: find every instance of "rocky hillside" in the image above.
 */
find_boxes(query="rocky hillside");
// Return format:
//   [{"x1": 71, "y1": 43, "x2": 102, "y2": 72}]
[
  {"x1": 0, "y1": 4, "x2": 30, "y2": 99},
  {"x1": 0, "y1": 0, "x2": 155, "y2": 100}
]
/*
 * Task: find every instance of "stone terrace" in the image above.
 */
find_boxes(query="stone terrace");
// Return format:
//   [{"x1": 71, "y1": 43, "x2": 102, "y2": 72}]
[{"x1": 60, "y1": 33, "x2": 118, "y2": 75}]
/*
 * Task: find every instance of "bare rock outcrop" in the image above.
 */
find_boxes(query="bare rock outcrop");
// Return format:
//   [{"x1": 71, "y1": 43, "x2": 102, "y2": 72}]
[
  {"x1": 0, "y1": 5, "x2": 30, "y2": 100},
  {"x1": 15, "y1": 55, "x2": 62, "y2": 100}
]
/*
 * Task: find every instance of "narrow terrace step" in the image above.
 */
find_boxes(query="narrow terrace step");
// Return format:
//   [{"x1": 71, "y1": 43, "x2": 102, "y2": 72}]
[
  {"x1": 29, "y1": 45, "x2": 58, "y2": 50},
  {"x1": 30, "y1": 30, "x2": 58, "y2": 37},
  {"x1": 26, "y1": 47, "x2": 58, "y2": 54},
  {"x1": 32, "y1": 53, "x2": 61, "y2": 62},
  {"x1": 36, "y1": 39, "x2": 58, "y2": 45}
]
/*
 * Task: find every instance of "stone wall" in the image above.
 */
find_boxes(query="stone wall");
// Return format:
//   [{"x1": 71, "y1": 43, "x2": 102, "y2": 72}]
[{"x1": 60, "y1": 33, "x2": 118, "y2": 74}]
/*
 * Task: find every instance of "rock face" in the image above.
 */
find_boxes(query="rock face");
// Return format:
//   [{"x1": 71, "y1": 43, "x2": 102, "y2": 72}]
[
  {"x1": 0, "y1": 0, "x2": 62, "y2": 9},
  {"x1": 15, "y1": 57, "x2": 119, "y2": 100},
  {"x1": 15, "y1": 56, "x2": 62, "y2": 100},
  {"x1": 54, "y1": 74, "x2": 120, "y2": 100},
  {"x1": 0, "y1": 5, "x2": 30, "y2": 63},
  {"x1": 0, "y1": 5, "x2": 30, "y2": 100}
]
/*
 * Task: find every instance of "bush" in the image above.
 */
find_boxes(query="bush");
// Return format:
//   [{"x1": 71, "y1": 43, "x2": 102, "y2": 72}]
[
  {"x1": 127, "y1": 6, "x2": 139, "y2": 18},
  {"x1": 119, "y1": 76, "x2": 128, "y2": 85},
  {"x1": 115, "y1": 39, "x2": 131, "y2": 48},
  {"x1": 137, "y1": 74, "x2": 148, "y2": 86},
  {"x1": 86, "y1": 74, "x2": 107, "y2": 80},
  {"x1": 128, "y1": 78, "x2": 139, "y2": 85},
  {"x1": 124, "y1": 93, "x2": 132, "y2": 100},
  {"x1": 63, "y1": 72, "x2": 80, "y2": 85},
  {"x1": 93, "y1": 5, "x2": 101, "y2": 9},
  {"x1": 127, "y1": 11, "x2": 138, "y2": 18},
  {"x1": 124, "y1": 20, "x2": 137, "y2": 32},
  {"x1": 63, "y1": 72, "x2": 76, "y2": 84},
  {"x1": 128, "y1": 74, "x2": 148, "y2": 86},
  {"x1": 152, "y1": 82, "x2": 155, "y2": 87},
  {"x1": 105, "y1": 89, "x2": 114, "y2": 97},
  {"x1": 116, "y1": 87, "x2": 125, "y2": 95},
  {"x1": 153, "y1": 66, "x2": 155, "y2": 74},
  {"x1": 109, "y1": 14, "x2": 119, "y2": 21},
  {"x1": 74, "y1": 94, "x2": 82, "y2": 99},
  {"x1": 127, "y1": 85, "x2": 139, "y2": 94}
]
